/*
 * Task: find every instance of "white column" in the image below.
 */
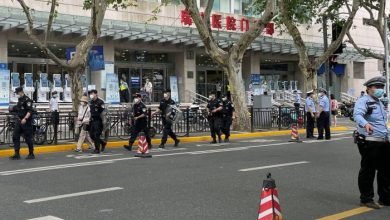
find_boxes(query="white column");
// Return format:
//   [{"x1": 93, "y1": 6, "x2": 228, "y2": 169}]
[
  {"x1": 0, "y1": 33, "x2": 8, "y2": 63},
  {"x1": 173, "y1": 49, "x2": 196, "y2": 103}
]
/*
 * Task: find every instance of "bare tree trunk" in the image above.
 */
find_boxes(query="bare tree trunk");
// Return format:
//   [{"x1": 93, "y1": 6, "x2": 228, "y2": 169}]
[
  {"x1": 69, "y1": 68, "x2": 85, "y2": 112},
  {"x1": 224, "y1": 63, "x2": 251, "y2": 131}
]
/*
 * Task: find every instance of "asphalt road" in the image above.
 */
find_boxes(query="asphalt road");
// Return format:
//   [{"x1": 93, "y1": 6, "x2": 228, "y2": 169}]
[{"x1": 0, "y1": 131, "x2": 389, "y2": 220}]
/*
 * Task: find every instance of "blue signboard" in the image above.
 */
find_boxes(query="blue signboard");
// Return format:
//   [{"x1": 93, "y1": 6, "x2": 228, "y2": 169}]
[
  {"x1": 66, "y1": 46, "x2": 105, "y2": 71},
  {"x1": 0, "y1": 69, "x2": 10, "y2": 106},
  {"x1": 0, "y1": 63, "x2": 7, "y2": 70},
  {"x1": 131, "y1": 76, "x2": 140, "y2": 88},
  {"x1": 170, "y1": 76, "x2": 179, "y2": 103},
  {"x1": 88, "y1": 46, "x2": 104, "y2": 71},
  {"x1": 251, "y1": 74, "x2": 261, "y2": 85}
]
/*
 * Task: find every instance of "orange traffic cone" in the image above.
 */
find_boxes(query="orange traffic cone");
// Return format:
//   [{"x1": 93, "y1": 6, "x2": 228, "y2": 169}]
[
  {"x1": 257, "y1": 173, "x2": 283, "y2": 220},
  {"x1": 289, "y1": 124, "x2": 302, "y2": 142},
  {"x1": 134, "y1": 132, "x2": 152, "y2": 158}
]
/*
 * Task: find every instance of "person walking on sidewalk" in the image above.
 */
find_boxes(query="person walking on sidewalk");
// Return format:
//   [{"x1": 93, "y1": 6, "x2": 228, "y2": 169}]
[
  {"x1": 353, "y1": 76, "x2": 390, "y2": 209},
  {"x1": 207, "y1": 91, "x2": 223, "y2": 144},
  {"x1": 75, "y1": 96, "x2": 94, "y2": 153},
  {"x1": 330, "y1": 94, "x2": 339, "y2": 127},
  {"x1": 10, "y1": 87, "x2": 35, "y2": 160},
  {"x1": 316, "y1": 88, "x2": 331, "y2": 140},
  {"x1": 88, "y1": 90, "x2": 106, "y2": 154},
  {"x1": 305, "y1": 90, "x2": 316, "y2": 139},
  {"x1": 152, "y1": 89, "x2": 180, "y2": 149},
  {"x1": 221, "y1": 95, "x2": 235, "y2": 142},
  {"x1": 123, "y1": 93, "x2": 152, "y2": 151}
]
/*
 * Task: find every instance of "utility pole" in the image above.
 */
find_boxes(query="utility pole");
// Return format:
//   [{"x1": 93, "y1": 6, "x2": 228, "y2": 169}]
[{"x1": 384, "y1": 15, "x2": 389, "y2": 97}]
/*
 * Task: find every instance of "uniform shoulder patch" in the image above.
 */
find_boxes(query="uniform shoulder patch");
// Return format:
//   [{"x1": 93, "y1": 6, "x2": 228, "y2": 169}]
[{"x1": 27, "y1": 101, "x2": 32, "y2": 107}]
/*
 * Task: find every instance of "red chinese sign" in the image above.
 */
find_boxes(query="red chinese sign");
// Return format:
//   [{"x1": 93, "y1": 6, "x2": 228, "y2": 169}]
[
  {"x1": 179, "y1": 9, "x2": 274, "y2": 35},
  {"x1": 180, "y1": 10, "x2": 192, "y2": 26}
]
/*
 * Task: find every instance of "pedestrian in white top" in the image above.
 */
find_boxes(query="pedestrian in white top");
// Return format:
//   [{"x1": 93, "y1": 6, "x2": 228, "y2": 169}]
[
  {"x1": 144, "y1": 78, "x2": 153, "y2": 102},
  {"x1": 75, "y1": 96, "x2": 94, "y2": 152},
  {"x1": 49, "y1": 91, "x2": 60, "y2": 143}
]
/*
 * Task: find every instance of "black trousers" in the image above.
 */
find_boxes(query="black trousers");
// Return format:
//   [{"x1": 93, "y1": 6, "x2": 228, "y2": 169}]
[
  {"x1": 306, "y1": 113, "x2": 315, "y2": 138},
  {"x1": 317, "y1": 111, "x2": 331, "y2": 139},
  {"x1": 51, "y1": 111, "x2": 59, "y2": 143},
  {"x1": 90, "y1": 119, "x2": 104, "y2": 151},
  {"x1": 161, "y1": 120, "x2": 177, "y2": 144},
  {"x1": 209, "y1": 117, "x2": 222, "y2": 140},
  {"x1": 221, "y1": 117, "x2": 232, "y2": 138},
  {"x1": 13, "y1": 120, "x2": 34, "y2": 154},
  {"x1": 129, "y1": 120, "x2": 151, "y2": 146},
  {"x1": 358, "y1": 141, "x2": 390, "y2": 203}
]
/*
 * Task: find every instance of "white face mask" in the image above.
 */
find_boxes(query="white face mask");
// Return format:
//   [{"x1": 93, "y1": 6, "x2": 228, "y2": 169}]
[
  {"x1": 16, "y1": 94, "x2": 20, "y2": 98},
  {"x1": 53, "y1": 94, "x2": 58, "y2": 98},
  {"x1": 134, "y1": 98, "x2": 139, "y2": 103},
  {"x1": 89, "y1": 95, "x2": 94, "y2": 99},
  {"x1": 209, "y1": 95, "x2": 213, "y2": 99},
  {"x1": 163, "y1": 93, "x2": 169, "y2": 98},
  {"x1": 222, "y1": 98, "x2": 227, "y2": 101},
  {"x1": 81, "y1": 102, "x2": 86, "y2": 106}
]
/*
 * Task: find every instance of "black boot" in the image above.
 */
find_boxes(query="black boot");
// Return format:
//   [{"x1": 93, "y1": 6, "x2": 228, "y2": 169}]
[
  {"x1": 101, "y1": 141, "x2": 107, "y2": 152},
  {"x1": 26, "y1": 153, "x2": 35, "y2": 160},
  {"x1": 210, "y1": 139, "x2": 217, "y2": 144},
  {"x1": 10, "y1": 151, "x2": 21, "y2": 160},
  {"x1": 224, "y1": 137, "x2": 230, "y2": 142},
  {"x1": 159, "y1": 144, "x2": 165, "y2": 149},
  {"x1": 174, "y1": 139, "x2": 180, "y2": 147},
  {"x1": 123, "y1": 144, "x2": 133, "y2": 151},
  {"x1": 92, "y1": 148, "x2": 100, "y2": 154},
  {"x1": 218, "y1": 136, "x2": 222, "y2": 143}
]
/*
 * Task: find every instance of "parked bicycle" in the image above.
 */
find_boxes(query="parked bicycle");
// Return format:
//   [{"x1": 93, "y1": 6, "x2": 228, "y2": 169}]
[{"x1": 32, "y1": 113, "x2": 55, "y2": 145}]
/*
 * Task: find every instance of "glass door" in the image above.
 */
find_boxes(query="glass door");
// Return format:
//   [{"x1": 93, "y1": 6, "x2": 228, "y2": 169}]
[
  {"x1": 196, "y1": 71, "x2": 207, "y2": 97},
  {"x1": 129, "y1": 68, "x2": 141, "y2": 98}
]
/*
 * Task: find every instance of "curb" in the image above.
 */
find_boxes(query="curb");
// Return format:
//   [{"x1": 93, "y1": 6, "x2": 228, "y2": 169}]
[{"x1": 0, "y1": 126, "x2": 350, "y2": 157}]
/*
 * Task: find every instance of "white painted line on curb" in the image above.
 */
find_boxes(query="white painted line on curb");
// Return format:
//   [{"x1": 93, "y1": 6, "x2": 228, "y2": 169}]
[
  {"x1": 239, "y1": 161, "x2": 310, "y2": 172},
  {"x1": 27, "y1": 216, "x2": 64, "y2": 220},
  {"x1": 74, "y1": 153, "x2": 123, "y2": 159},
  {"x1": 24, "y1": 187, "x2": 123, "y2": 204}
]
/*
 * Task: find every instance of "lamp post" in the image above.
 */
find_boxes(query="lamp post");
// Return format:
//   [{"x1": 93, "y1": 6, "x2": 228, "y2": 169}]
[{"x1": 384, "y1": 15, "x2": 389, "y2": 97}]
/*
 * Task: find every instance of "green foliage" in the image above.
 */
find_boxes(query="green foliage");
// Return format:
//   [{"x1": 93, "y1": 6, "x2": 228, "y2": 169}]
[{"x1": 83, "y1": 0, "x2": 137, "y2": 10}]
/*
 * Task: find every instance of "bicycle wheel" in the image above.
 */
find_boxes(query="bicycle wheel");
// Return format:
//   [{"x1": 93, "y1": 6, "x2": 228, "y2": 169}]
[
  {"x1": 5, "y1": 127, "x2": 14, "y2": 145},
  {"x1": 33, "y1": 130, "x2": 46, "y2": 145},
  {"x1": 118, "y1": 123, "x2": 131, "y2": 140},
  {"x1": 46, "y1": 124, "x2": 55, "y2": 144},
  {"x1": 148, "y1": 127, "x2": 156, "y2": 138}
]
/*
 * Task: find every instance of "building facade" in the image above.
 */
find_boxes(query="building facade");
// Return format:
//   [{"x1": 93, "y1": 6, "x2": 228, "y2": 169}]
[{"x1": 0, "y1": 0, "x2": 386, "y2": 103}]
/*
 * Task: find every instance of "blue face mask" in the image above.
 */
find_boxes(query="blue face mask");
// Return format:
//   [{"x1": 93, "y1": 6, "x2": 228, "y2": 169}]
[{"x1": 373, "y1": 89, "x2": 384, "y2": 98}]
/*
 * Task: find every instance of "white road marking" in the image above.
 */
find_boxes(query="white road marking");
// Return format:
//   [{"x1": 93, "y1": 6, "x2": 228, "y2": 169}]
[
  {"x1": 239, "y1": 139, "x2": 277, "y2": 143},
  {"x1": 73, "y1": 153, "x2": 123, "y2": 159},
  {"x1": 304, "y1": 136, "x2": 350, "y2": 143},
  {"x1": 0, "y1": 137, "x2": 350, "y2": 176},
  {"x1": 24, "y1": 187, "x2": 123, "y2": 204},
  {"x1": 27, "y1": 216, "x2": 64, "y2": 220},
  {"x1": 239, "y1": 161, "x2": 310, "y2": 172},
  {"x1": 196, "y1": 143, "x2": 230, "y2": 147}
]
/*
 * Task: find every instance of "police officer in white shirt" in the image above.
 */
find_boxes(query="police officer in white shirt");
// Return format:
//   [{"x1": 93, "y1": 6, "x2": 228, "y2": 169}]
[{"x1": 49, "y1": 91, "x2": 60, "y2": 143}]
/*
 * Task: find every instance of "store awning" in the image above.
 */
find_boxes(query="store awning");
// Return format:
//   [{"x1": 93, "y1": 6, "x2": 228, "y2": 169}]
[{"x1": 0, "y1": 6, "x2": 378, "y2": 61}]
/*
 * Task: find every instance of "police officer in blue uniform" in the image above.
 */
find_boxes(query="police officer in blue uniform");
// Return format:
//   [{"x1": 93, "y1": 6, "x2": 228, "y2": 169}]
[
  {"x1": 305, "y1": 90, "x2": 316, "y2": 139},
  {"x1": 207, "y1": 91, "x2": 223, "y2": 143},
  {"x1": 10, "y1": 87, "x2": 35, "y2": 160},
  {"x1": 221, "y1": 95, "x2": 235, "y2": 142},
  {"x1": 124, "y1": 93, "x2": 152, "y2": 151},
  {"x1": 353, "y1": 76, "x2": 390, "y2": 209},
  {"x1": 88, "y1": 90, "x2": 106, "y2": 154},
  {"x1": 152, "y1": 89, "x2": 180, "y2": 149},
  {"x1": 317, "y1": 88, "x2": 331, "y2": 140}
]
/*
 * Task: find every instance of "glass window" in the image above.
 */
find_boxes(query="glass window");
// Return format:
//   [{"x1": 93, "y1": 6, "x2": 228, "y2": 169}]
[
  {"x1": 213, "y1": 0, "x2": 220, "y2": 11},
  {"x1": 242, "y1": 0, "x2": 252, "y2": 16},
  {"x1": 234, "y1": 0, "x2": 241, "y2": 14},
  {"x1": 219, "y1": 0, "x2": 230, "y2": 13}
]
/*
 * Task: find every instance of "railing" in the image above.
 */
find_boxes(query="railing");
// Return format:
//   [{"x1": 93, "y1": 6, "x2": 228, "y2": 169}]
[
  {"x1": 185, "y1": 90, "x2": 209, "y2": 106},
  {"x1": 0, "y1": 106, "x2": 306, "y2": 146}
]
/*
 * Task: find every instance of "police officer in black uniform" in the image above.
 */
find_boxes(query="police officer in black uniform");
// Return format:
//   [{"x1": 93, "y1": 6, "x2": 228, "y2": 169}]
[
  {"x1": 152, "y1": 89, "x2": 180, "y2": 149},
  {"x1": 124, "y1": 93, "x2": 152, "y2": 151},
  {"x1": 88, "y1": 90, "x2": 106, "y2": 154},
  {"x1": 221, "y1": 95, "x2": 235, "y2": 142},
  {"x1": 207, "y1": 91, "x2": 223, "y2": 144},
  {"x1": 10, "y1": 87, "x2": 35, "y2": 160}
]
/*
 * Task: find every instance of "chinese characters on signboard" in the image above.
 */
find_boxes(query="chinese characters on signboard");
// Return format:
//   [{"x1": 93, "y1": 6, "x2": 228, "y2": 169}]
[{"x1": 180, "y1": 10, "x2": 274, "y2": 35}]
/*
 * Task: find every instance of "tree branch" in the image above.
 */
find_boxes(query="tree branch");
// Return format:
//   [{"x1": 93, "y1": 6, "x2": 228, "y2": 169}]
[
  {"x1": 204, "y1": 0, "x2": 214, "y2": 40},
  {"x1": 17, "y1": 0, "x2": 69, "y2": 68},
  {"x1": 45, "y1": 0, "x2": 57, "y2": 46},
  {"x1": 279, "y1": 0, "x2": 311, "y2": 69},
  {"x1": 234, "y1": 0, "x2": 275, "y2": 59},
  {"x1": 346, "y1": 31, "x2": 384, "y2": 60},
  {"x1": 314, "y1": 0, "x2": 360, "y2": 69},
  {"x1": 181, "y1": 0, "x2": 226, "y2": 65}
]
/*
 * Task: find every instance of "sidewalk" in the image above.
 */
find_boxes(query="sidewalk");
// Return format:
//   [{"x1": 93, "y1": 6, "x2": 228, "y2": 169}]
[{"x1": 0, "y1": 126, "x2": 350, "y2": 157}]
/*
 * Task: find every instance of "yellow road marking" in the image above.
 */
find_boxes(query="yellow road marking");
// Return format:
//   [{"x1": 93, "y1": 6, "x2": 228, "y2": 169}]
[{"x1": 316, "y1": 207, "x2": 373, "y2": 220}]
